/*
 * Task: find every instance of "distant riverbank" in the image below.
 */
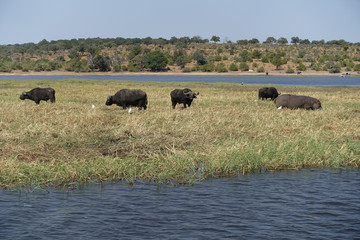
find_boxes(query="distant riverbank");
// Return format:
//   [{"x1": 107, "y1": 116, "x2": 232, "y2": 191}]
[{"x1": 0, "y1": 70, "x2": 358, "y2": 77}]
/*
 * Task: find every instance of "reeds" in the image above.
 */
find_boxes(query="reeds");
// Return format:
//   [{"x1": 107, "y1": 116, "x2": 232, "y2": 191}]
[{"x1": 0, "y1": 79, "x2": 359, "y2": 188}]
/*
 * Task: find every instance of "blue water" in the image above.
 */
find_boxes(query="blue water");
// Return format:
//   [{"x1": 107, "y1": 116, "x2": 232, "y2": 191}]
[
  {"x1": 1, "y1": 169, "x2": 359, "y2": 239},
  {"x1": 0, "y1": 75, "x2": 360, "y2": 86}
]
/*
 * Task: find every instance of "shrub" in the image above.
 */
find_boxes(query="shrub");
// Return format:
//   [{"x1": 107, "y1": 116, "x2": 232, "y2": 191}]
[
  {"x1": 261, "y1": 56, "x2": 269, "y2": 63},
  {"x1": 113, "y1": 65, "x2": 122, "y2": 72},
  {"x1": 328, "y1": 64, "x2": 341, "y2": 73},
  {"x1": 311, "y1": 63, "x2": 321, "y2": 71},
  {"x1": 353, "y1": 64, "x2": 360, "y2": 72},
  {"x1": 65, "y1": 58, "x2": 89, "y2": 72},
  {"x1": 257, "y1": 66, "x2": 265, "y2": 72},
  {"x1": 200, "y1": 63, "x2": 215, "y2": 72},
  {"x1": 229, "y1": 63, "x2": 238, "y2": 71},
  {"x1": 239, "y1": 62, "x2": 249, "y2": 71},
  {"x1": 213, "y1": 55, "x2": 222, "y2": 61},
  {"x1": 286, "y1": 66, "x2": 295, "y2": 73},
  {"x1": 297, "y1": 63, "x2": 307, "y2": 71},
  {"x1": 182, "y1": 67, "x2": 192, "y2": 73},
  {"x1": 215, "y1": 63, "x2": 228, "y2": 72}
]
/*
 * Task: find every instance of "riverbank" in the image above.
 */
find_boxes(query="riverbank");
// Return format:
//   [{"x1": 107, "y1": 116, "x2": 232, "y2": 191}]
[
  {"x1": 0, "y1": 70, "x2": 359, "y2": 77},
  {"x1": 0, "y1": 79, "x2": 359, "y2": 189}
]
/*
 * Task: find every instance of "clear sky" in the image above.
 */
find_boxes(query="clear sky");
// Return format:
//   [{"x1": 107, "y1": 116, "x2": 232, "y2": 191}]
[{"x1": 0, "y1": 0, "x2": 359, "y2": 45}]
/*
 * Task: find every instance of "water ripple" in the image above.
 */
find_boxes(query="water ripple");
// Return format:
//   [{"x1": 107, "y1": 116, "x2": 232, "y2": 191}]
[{"x1": 1, "y1": 169, "x2": 360, "y2": 239}]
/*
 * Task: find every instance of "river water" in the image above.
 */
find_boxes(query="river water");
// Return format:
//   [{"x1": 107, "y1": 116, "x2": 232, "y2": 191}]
[
  {"x1": 1, "y1": 76, "x2": 360, "y2": 239},
  {"x1": 0, "y1": 75, "x2": 360, "y2": 86},
  {"x1": 1, "y1": 169, "x2": 359, "y2": 239}
]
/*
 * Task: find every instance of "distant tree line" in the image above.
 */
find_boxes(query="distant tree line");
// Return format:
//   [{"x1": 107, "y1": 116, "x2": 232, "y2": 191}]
[{"x1": 0, "y1": 36, "x2": 359, "y2": 74}]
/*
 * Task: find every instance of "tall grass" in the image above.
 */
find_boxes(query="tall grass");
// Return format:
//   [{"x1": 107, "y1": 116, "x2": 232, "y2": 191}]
[{"x1": 0, "y1": 79, "x2": 359, "y2": 188}]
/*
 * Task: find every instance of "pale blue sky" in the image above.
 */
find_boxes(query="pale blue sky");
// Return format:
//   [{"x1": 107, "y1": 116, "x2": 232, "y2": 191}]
[{"x1": 0, "y1": 0, "x2": 359, "y2": 45}]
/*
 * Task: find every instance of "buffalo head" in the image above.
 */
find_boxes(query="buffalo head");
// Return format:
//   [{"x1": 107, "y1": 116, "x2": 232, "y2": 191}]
[
  {"x1": 313, "y1": 99, "x2": 322, "y2": 109},
  {"x1": 19, "y1": 91, "x2": 28, "y2": 100},
  {"x1": 184, "y1": 90, "x2": 199, "y2": 100},
  {"x1": 105, "y1": 96, "x2": 113, "y2": 105}
]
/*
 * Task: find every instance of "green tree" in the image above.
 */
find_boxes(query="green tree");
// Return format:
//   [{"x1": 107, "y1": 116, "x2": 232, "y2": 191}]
[
  {"x1": 291, "y1": 36, "x2": 300, "y2": 44},
  {"x1": 251, "y1": 50, "x2": 262, "y2": 59},
  {"x1": 300, "y1": 39, "x2": 310, "y2": 44},
  {"x1": 263, "y1": 37, "x2": 276, "y2": 44},
  {"x1": 239, "y1": 50, "x2": 252, "y2": 62},
  {"x1": 271, "y1": 55, "x2": 287, "y2": 70},
  {"x1": 128, "y1": 55, "x2": 145, "y2": 72},
  {"x1": 173, "y1": 50, "x2": 187, "y2": 68},
  {"x1": 145, "y1": 51, "x2": 168, "y2": 71},
  {"x1": 93, "y1": 55, "x2": 111, "y2": 72},
  {"x1": 249, "y1": 38, "x2": 260, "y2": 44},
  {"x1": 211, "y1": 35, "x2": 220, "y2": 43},
  {"x1": 128, "y1": 45, "x2": 142, "y2": 60},
  {"x1": 192, "y1": 50, "x2": 207, "y2": 65},
  {"x1": 277, "y1": 37, "x2": 288, "y2": 44}
]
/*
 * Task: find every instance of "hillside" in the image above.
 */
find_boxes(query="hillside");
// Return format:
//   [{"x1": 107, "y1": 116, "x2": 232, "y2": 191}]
[{"x1": 1, "y1": 37, "x2": 360, "y2": 75}]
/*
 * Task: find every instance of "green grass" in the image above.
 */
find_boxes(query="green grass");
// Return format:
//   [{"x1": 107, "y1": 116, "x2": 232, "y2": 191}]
[{"x1": 0, "y1": 79, "x2": 359, "y2": 189}]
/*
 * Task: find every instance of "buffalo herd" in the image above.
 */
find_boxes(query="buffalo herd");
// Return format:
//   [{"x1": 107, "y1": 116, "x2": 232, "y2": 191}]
[{"x1": 19, "y1": 86, "x2": 322, "y2": 111}]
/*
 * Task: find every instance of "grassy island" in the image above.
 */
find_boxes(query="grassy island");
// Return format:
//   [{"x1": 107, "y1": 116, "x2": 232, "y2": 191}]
[{"x1": 0, "y1": 79, "x2": 359, "y2": 189}]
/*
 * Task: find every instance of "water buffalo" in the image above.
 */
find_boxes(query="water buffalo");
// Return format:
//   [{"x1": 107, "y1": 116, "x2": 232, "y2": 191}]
[
  {"x1": 258, "y1": 87, "x2": 279, "y2": 100},
  {"x1": 170, "y1": 88, "x2": 199, "y2": 109},
  {"x1": 274, "y1": 94, "x2": 322, "y2": 110},
  {"x1": 19, "y1": 87, "x2": 56, "y2": 104},
  {"x1": 106, "y1": 89, "x2": 147, "y2": 110}
]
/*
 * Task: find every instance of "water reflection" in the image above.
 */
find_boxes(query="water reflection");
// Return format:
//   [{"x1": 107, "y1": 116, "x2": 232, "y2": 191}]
[{"x1": 1, "y1": 169, "x2": 359, "y2": 239}]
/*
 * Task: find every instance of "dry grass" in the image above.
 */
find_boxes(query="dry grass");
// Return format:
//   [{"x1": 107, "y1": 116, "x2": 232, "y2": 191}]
[{"x1": 0, "y1": 79, "x2": 359, "y2": 188}]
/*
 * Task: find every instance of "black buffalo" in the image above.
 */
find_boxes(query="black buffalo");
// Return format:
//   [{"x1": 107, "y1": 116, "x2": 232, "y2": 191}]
[
  {"x1": 258, "y1": 87, "x2": 279, "y2": 100},
  {"x1": 106, "y1": 89, "x2": 148, "y2": 110},
  {"x1": 274, "y1": 94, "x2": 322, "y2": 110},
  {"x1": 19, "y1": 87, "x2": 56, "y2": 104},
  {"x1": 170, "y1": 88, "x2": 199, "y2": 109}
]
